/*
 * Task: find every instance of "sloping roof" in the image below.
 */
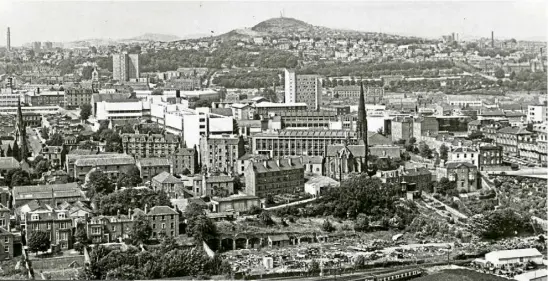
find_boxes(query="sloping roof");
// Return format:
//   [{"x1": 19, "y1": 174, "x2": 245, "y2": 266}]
[
  {"x1": 211, "y1": 195, "x2": 259, "y2": 203},
  {"x1": 251, "y1": 158, "x2": 304, "y2": 173},
  {"x1": 0, "y1": 157, "x2": 20, "y2": 170},
  {"x1": 468, "y1": 120, "x2": 481, "y2": 126},
  {"x1": 404, "y1": 167, "x2": 431, "y2": 177},
  {"x1": 269, "y1": 234, "x2": 290, "y2": 242},
  {"x1": 300, "y1": 156, "x2": 324, "y2": 165},
  {"x1": 147, "y1": 206, "x2": 178, "y2": 216},
  {"x1": 211, "y1": 108, "x2": 233, "y2": 117},
  {"x1": 486, "y1": 248, "x2": 542, "y2": 260},
  {"x1": 446, "y1": 162, "x2": 477, "y2": 169},
  {"x1": 13, "y1": 183, "x2": 82, "y2": 200},
  {"x1": 326, "y1": 145, "x2": 366, "y2": 157},
  {"x1": 92, "y1": 93, "x2": 133, "y2": 103},
  {"x1": 153, "y1": 172, "x2": 182, "y2": 184},
  {"x1": 452, "y1": 147, "x2": 478, "y2": 153},
  {"x1": 75, "y1": 155, "x2": 135, "y2": 167},
  {"x1": 498, "y1": 126, "x2": 531, "y2": 135},
  {"x1": 137, "y1": 158, "x2": 170, "y2": 167}
]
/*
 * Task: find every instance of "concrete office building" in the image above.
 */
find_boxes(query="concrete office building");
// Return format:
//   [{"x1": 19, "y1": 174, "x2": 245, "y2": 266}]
[
  {"x1": 527, "y1": 105, "x2": 548, "y2": 123},
  {"x1": 113, "y1": 52, "x2": 140, "y2": 82},
  {"x1": 284, "y1": 69, "x2": 321, "y2": 110}
]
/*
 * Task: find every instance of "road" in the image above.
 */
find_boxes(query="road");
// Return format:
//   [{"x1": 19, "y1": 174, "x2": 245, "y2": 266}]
[
  {"x1": 265, "y1": 197, "x2": 318, "y2": 211},
  {"x1": 26, "y1": 127, "x2": 43, "y2": 156}
]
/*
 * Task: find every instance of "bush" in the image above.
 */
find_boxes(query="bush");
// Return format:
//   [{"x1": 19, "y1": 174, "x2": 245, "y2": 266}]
[{"x1": 322, "y1": 219, "x2": 335, "y2": 232}]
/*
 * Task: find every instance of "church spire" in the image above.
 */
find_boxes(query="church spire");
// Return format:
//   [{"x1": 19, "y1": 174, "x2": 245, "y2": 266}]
[
  {"x1": 16, "y1": 97, "x2": 28, "y2": 162},
  {"x1": 357, "y1": 80, "x2": 366, "y2": 140}
]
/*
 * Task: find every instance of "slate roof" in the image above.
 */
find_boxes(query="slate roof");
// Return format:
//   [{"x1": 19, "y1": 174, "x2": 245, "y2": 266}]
[
  {"x1": 446, "y1": 162, "x2": 477, "y2": 169},
  {"x1": 326, "y1": 145, "x2": 367, "y2": 157},
  {"x1": 0, "y1": 157, "x2": 20, "y2": 170},
  {"x1": 13, "y1": 183, "x2": 82, "y2": 200},
  {"x1": 211, "y1": 108, "x2": 233, "y2": 117},
  {"x1": 498, "y1": 126, "x2": 531, "y2": 135},
  {"x1": 147, "y1": 206, "x2": 178, "y2": 216},
  {"x1": 251, "y1": 158, "x2": 304, "y2": 173},
  {"x1": 137, "y1": 158, "x2": 170, "y2": 167},
  {"x1": 75, "y1": 155, "x2": 135, "y2": 167},
  {"x1": 91, "y1": 93, "x2": 134, "y2": 103},
  {"x1": 211, "y1": 195, "x2": 259, "y2": 203},
  {"x1": 153, "y1": 172, "x2": 182, "y2": 184},
  {"x1": 207, "y1": 175, "x2": 234, "y2": 183},
  {"x1": 486, "y1": 248, "x2": 542, "y2": 260}
]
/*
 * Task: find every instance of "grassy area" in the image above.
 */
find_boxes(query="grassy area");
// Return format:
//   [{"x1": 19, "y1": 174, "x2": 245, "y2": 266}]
[
  {"x1": 415, "y1": 269, "x2": 509, "y2": 281},
  {"x1": 41, "y1": 268, "x2": 80, "y2": 280}
]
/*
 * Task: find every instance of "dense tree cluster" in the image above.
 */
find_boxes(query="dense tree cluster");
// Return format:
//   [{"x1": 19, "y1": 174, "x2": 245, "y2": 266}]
[
  {"x1": 97, "y1": 188, "x2": 172, "y2": 216},
  {"x1": 212, "y1": 70, "x2": 281, "y2": 89},
  {"x1": 469, "y1": 208, "x2": 534, "y2": 240},
  {"x1": 79, "y1": 242, "x2": 230, "y2": 280},
  {"x1": 289, "y1": 175, "x2": 419, "y2": 229},
  {"x1": 300, "y1": 60, "x2": 455, "y2": 77},
  {"x1": 184, "y1": 203, "x2": 218, "y2": 243}
]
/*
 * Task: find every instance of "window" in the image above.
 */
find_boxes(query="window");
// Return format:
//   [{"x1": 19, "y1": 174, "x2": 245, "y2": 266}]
[
  {"x1": 31, "y1": 214, "x2": 39, "y2": 221},
  {"x1": 170, "y1": 222, "x2": 174, "y2": 229},
  {"x1": 162, "y1": 223, "x2": 166, "y2": 229},
  {"x1": 4, "y1": 237, "x2": 8, "y2": 244},
  {"x1": 46, "y1": 223, "x2": 51, "y2": 230},
  {"x1": 58, "y1": 213, "x2": 66, "y2": 219},
  {"x1": 152, "y1": 224, "x2": 156, "y2": 229},
  {"x1": 4, "y1": 246, "x2": 8, "y2": 253},
  {"x1": 162, "y1": 215, "x2": 165, "y2": 221}
]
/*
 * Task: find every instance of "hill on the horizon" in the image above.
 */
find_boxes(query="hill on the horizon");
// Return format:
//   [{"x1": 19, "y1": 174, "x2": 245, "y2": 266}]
[
  {"x1": 124, "y1": 33, "x2": 181, "y2": 42},
  {"x1": 208, "y1": 17, "x2": 403, "y2": 41}
]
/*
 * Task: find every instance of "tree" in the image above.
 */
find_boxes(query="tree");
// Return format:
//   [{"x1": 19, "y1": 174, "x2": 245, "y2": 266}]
[
  {"x1": 79, "y1": 141, "x2": 95, "y2": 150},
  {"x1": 187, "y1": 214, "x2": 217, "y2": 242},
  {"x1": 46, "y1": 133, "x2": 64, "y2": 146},
  {"x1": 322, "y1": 219, "x2": 335, "y2": 232},
  {"x1": 87, "y1": 170, "x2": 114, "y2": 195},
  {"x1": 99, "y1": 189, "x2": 172, "y2": 216},
  {"x1": 74, "y1": 224, "x2": 90, "y2": 254},
  {"x1": 5, "y1": 145, "x2": 11, "y2": 157},
  {"x1": 8, "y1": 169, "x2": 31, "y2": 187},
  {"x1": 509, "y1": 71, "x2": 516, "y2": 80},
  {"x1": 12, "y1": 141, "x2": 19, "y2": 161},
  {"x1": 258, "y1": 210, "x2": 275, "y2": 226},
  {"x1": 232, "y1": 119, "x2": 239, "y2": 135},
  {"x1": 115, "y1": 165, "x2": 142, "y2": 188},
  {"x1": 40, "y1": 127, "x2": 49, "y2": 140},
  {"x1": 81, "y1": 66, "x2": 94, "y2": 80},
  {"x1": 439, "y1": 144, "x2": 449, "y2": 161},
  {"x1": 408, "y1": 137, "x2": 417, "y2": 146},
  {"x1": 27, "y1": 230, "x2": 51, "y2": 256},
  {"x1": 418, "y1": 141, "x2": 432, "y2": 159},
  {"x1": 34, "y1": 159, "x2": 50, "y2": 176},
  {"x1": 435, "y1": 177, "x2": 456, "y2": 195},
  {"x1": 354, "y1": 213, "x2": 370, "y2": 232},
  {"x1": 128, "y1": 215, "x2": 152, "y2": 245},
  {"x1": 494, "y1": 68, "x2": 505, "y2": 79},
  {"x1": 470, "y1": 208, "x2": 532, "y2": 240},
  {"x1": 80, "y1": 104, "x2": 92, "y2": 121}
]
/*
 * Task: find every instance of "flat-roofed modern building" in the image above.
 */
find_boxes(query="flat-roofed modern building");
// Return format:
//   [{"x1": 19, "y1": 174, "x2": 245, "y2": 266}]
[{"x1": 252, "y1": 129, "x2": 357, "y2": 157}]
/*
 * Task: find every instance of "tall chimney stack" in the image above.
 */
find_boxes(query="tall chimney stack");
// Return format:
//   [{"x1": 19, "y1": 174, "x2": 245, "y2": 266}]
[
  {"x1": 491, "y1": 31, "x2": 494, "y2": 48},
  {"x1": 6, "y1": 27, "x2": 10, "y2": 52}
]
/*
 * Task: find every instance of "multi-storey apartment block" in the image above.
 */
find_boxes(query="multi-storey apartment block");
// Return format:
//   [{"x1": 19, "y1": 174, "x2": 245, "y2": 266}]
[
  {"x1": 199, "y1": 134, "x2": 244, "y2": 174},
  {"x1": 244, "y1": 158, "x2": 305, "y2": 198},
  {"x1": 121, "y1": 133, "x2": 180, "y2": 159}
]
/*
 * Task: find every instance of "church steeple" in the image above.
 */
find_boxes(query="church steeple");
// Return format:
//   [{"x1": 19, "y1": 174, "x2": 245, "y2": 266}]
[
  {"x1": 16, "y1": 97, "x2": 28, "y2": 162},
  {"x1": 357, "y1": 81, "x2": 366, "y2": 140},
  {"x1": 357, "y1": 81, "x2": 372, "y2": 176}
]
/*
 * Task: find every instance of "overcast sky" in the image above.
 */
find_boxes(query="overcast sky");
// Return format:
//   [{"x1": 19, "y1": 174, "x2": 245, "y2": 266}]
[{"x1": 0, "y1": 1, "x2": 546, "y2": 46}]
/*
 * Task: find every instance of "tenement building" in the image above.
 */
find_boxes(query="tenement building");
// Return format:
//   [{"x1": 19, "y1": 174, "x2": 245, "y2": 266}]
[
  {"x1": 333, "y1": 85, "x2": 384, "y2": 104},
  {"x1": 199, "y1": 134, "x2": 244, "y2": 174},
  {"x1": 64, "y1": 87, "x2": 93, "y2": 109},
  {"x1": 121, "y1": 132, "x2": 180, "y2": 159},
  {"x1": 244, "y1": 158, "x2": 305, "y2": 198}
]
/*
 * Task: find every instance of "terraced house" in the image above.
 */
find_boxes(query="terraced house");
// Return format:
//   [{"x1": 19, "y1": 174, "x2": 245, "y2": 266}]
[
  {"x1": 496, "y1": 126, "x2": 532, "y2": 157},
  {"x1": 72, "y1": 155, "x2": 136, "y2": 181},
  {"x1": 121, "y1": 132, "x2": 180, "y2": 159},
  {"x1": 136, "y1": 158, "x2": 171, "y2": 182},
  {"x1": 24, "y1": 205, "x2": 73, "y2": 251}
]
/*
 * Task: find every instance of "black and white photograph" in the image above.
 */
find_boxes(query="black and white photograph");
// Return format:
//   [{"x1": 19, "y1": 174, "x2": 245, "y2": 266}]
[{"x1": 0, "y1": 0, "x2": 546, "y2": 280}]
